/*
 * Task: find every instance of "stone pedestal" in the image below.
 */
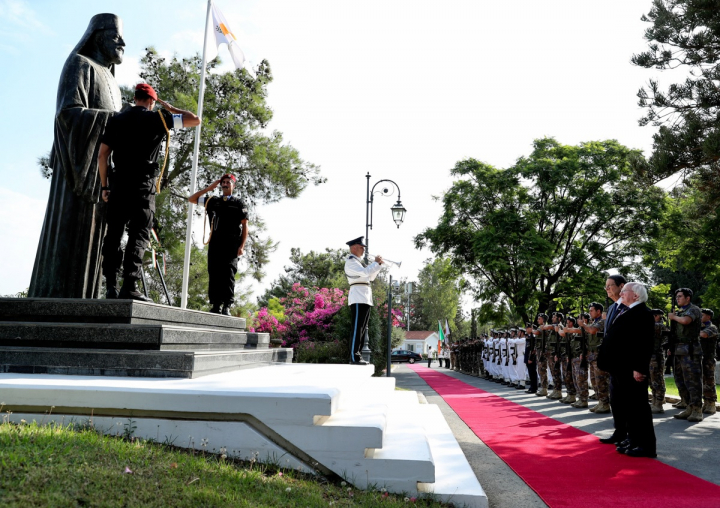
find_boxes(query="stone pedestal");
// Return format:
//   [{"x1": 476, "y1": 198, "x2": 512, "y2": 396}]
[{"x1": 0, "y1": 298, "x2": 292, "y2": 378}]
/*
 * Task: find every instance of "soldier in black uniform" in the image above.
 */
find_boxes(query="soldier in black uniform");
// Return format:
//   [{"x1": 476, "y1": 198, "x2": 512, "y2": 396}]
[
  {"x1": 189, "y1": 174, "x2": 250, "y2": 314},
  {"x1": 525, "y1": 321, "x2": 538, "y2": 393},
  {"x1": 100, "y1": 83, "x2": 200, "y2": 300}
]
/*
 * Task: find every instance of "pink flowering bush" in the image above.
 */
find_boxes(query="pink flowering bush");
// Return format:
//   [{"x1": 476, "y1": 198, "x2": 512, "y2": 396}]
[{"x1": 251, "y1": 283, "x2": 347, "y2": 349}]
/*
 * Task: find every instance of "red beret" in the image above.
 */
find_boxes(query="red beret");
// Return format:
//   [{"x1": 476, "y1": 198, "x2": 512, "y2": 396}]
[
  {"x1": 220, "y1": 173, "x2": 237, "y2": 182},
  {"x1": 135, "y1": 83, "x2": 157, "y2": 100}
]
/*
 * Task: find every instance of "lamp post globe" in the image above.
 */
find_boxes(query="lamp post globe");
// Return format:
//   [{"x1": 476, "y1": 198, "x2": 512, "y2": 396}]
[{"x1": 391, "y1": 201, "x2": 406, "y2": 228}]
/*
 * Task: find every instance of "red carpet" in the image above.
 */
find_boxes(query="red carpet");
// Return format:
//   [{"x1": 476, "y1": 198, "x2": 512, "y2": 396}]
[{"x1": 408, "y1": 364, "x2": 720, "y2": 508}]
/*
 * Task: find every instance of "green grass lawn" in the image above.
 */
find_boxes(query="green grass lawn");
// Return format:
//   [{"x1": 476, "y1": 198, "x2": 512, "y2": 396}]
[
  {"x1": 648, "y1": 375, "x2": 720, "y2": 399},
  {"x1": 0, "y1": 420, "x2": 448, "y2": 508}
]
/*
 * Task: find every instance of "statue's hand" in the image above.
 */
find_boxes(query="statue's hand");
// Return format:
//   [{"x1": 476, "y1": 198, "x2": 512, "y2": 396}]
[{"x1": 102, "y1": 190, "x2": 110, "y2": 203}]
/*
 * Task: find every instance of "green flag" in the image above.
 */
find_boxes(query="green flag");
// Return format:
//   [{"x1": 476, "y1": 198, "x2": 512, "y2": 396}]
[{"x1": 438, "y1": 320, "x2": 445, "y2": 343}]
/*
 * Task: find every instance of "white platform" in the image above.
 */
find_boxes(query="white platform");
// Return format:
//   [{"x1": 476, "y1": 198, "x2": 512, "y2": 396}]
[{"x1": 0, "y1": 363, "x2": 487, "y2": 507}]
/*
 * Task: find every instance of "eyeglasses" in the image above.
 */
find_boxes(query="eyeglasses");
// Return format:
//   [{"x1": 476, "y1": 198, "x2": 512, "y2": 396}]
[{"x1": 604, "y1": 285, "x2": 616, "y2": 289}]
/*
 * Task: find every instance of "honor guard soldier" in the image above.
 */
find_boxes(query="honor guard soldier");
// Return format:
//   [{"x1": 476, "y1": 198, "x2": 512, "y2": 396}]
[
  {"x1": 100, "y1": 83, "x2": 200, "y2": 300},
  {"x1": 669, "y1": 288, "x2": 704, "y2": 422},
  {"x1": 558, "y1": 316, "x2": 577, "y2": 405},
  {"x1": 189, "y1": 174, "x2": 249, "y2": 314},
  {"x1": 650, "y1": 309, "x2": 669, "y2": 413},
  {"x1": 699, "y1": 309, "x2": 718, "y2": 415},
  {"x1": 525, "y1": 322, "x2": 538, "y2": 393},
  {"x1": 533, "y1": 315, "x2": 549, "y2": 396},
  {"x1": 344, "y1": 237, "x2": 383, "y2": 365},
  {"x1": 582, "y1": 302, "x2": 611, "y2": 413}
]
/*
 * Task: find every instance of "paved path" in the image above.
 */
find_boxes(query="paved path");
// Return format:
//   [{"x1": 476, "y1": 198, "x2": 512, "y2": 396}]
[{"x1": 392, "y1": 364, "x2": 720, "y2": 508}]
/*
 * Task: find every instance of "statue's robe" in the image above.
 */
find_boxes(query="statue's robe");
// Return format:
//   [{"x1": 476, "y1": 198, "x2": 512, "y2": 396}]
[{"x1": 29, "y1": 53, "x2": 122, "y2": 298}]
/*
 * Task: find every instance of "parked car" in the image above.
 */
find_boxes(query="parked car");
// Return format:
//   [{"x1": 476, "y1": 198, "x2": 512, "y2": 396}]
[{"x1": 391, "y1": 349, "x2": 423, "y2": 364}]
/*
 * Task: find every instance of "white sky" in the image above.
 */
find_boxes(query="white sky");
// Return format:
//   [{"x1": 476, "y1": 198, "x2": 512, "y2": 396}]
[{"x1": 0, "y1": 0, "x2": 668, "y2": 307}]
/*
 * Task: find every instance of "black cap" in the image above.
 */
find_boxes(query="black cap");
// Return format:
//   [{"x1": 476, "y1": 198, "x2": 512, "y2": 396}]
[{"x1": 346, "y1": 236, "x2": 366, "y2": 247}]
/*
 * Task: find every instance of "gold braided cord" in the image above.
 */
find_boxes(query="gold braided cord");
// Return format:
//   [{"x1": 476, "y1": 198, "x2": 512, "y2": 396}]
[{"x1": 157, "y1": 110, "x2": 170, "y2": 193}]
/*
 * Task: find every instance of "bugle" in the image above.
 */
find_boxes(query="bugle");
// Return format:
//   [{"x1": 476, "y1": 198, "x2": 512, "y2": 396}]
[{"x1": 366, "y1": 253, "x2": 402, "y2": 268}]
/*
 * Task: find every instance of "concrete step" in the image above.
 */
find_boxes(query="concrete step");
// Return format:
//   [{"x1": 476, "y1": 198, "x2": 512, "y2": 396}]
[
  {"x1": 0, "y1": 298, "x2": 246, "y2": 330},
  {"x1": 417, "y1": 404, "x2": 488, "y2": 508},
  {"x1": 0, "y1": 347, "x2": 291, "y2": 378},
  {"x1": 272, "y1": 403, "x2": 388, "y2": 459},
  {"x1": 0, "y1": 321, "x2": 268, "y2": 350}
]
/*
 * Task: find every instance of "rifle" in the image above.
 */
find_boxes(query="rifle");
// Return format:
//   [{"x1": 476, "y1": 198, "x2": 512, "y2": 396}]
[
  {"x1": 565, "y1": 327, "x2": 572, "y2": 364},
  {"x1": 667, "y1": 291, "x2": 678, "y2": 355},
  {"x1": 579, "y1": 318, "x2": 588, "y2": 370},
  {"x1": 505, "y1": 336, "x2": 510, "y2": 367}
]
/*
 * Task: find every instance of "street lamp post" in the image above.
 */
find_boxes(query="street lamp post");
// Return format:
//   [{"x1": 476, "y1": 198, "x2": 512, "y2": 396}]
[{"x1": 362, "y1": 172, "x2": 406, "y2": 362}]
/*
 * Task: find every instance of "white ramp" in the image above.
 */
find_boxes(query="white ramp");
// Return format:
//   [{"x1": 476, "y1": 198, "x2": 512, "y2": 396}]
[{"x1": 0, "y1": 363, "x2": 487, "y2": 507}]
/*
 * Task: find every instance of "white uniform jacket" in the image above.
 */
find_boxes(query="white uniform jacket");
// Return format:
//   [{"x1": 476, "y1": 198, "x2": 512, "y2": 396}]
[{"x1": 345, "y1": 254, "x2": 382, "y2": 306}]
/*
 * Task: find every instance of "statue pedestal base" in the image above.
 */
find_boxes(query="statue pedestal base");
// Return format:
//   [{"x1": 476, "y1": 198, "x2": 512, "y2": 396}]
[{"x1": 0, "y1": 298, "x2": 291, "y2": 378}]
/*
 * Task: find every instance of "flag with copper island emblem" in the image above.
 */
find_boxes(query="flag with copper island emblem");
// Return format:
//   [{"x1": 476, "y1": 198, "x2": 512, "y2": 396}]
[{"x1": 211, "y1": 3, "x2": 245, "y2": 70}]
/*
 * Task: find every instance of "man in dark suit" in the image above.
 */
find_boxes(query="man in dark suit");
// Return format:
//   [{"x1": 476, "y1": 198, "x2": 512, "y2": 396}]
[{"x1": 597, "y1": 282, "x2": 657, "y2": 458}]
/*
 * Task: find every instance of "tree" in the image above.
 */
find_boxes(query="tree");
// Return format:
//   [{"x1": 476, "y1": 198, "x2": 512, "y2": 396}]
[
  {"x1": 40, "y1": 48, "x2": 324, "y2": 308},
  {"x1": 632, "y1": 0, "x2": 720, "y2": 197},
  {"x1": 640, "y1": 181, "x2": 717, "y2": 309},
  {"x1": 257, "y1": 247, "x2": 347, "y2": 307},
  {"x1": 415, "y1": 138, "x2": 666, "y2": 322},
  {"x1": 411, "y1": 258, "x2": 463, "y2": 332}
]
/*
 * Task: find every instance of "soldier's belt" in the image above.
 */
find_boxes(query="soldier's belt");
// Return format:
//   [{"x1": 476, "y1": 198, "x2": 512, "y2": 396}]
[{"x1": 349, "y1": 282, "x2": 371, "y2": 286}]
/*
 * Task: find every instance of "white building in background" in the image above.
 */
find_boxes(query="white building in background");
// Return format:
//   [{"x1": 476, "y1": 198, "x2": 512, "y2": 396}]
[{"x1": 395, "y1": 331, "x2": 440, "y2": 354}]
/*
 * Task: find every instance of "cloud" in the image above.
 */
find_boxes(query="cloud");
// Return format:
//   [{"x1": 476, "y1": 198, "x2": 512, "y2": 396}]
[
  {"x1": 0, "y1": 186, "x2": 46, "y2": 295},
  {"x1": 0, "y1": 0, "x2": 47, "y2": 30},
  {"x1": 0, "y1": 0, "x2": 51, "y2": 54}
]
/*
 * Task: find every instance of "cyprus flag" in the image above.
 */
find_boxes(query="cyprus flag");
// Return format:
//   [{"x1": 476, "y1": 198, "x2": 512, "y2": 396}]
[{"x1": 211, "y1": 3, "x2": 245, "y2": 69}]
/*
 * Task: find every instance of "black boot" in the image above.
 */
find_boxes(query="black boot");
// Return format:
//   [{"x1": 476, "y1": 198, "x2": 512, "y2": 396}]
[
  {"x1": 118, "y1": 279, "x2": 151, "y2": 302},
  {"x1": 221, "y1": 303, "x2": 231, "y2": 316},
  {"x1": 105, "y1": 275, "x2": 119, "y2": 299},
  {"x1": 210, "y1": 303, "x2": 222, "y2": 314}
]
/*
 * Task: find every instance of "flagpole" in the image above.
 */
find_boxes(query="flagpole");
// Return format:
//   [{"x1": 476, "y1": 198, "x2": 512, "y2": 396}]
[{"x1": 181, "y1": 0, "x2": 213, "y2": 309}]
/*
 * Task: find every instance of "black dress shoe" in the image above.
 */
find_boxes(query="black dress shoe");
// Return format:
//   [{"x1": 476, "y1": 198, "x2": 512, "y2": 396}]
[
  {"x1": 118, "y1": 286, "x2": 152, "y2": 302},
  {"x1": 209, "y1": 304, "x2": 222, "y2": 314},
  {"x1": 106, "y1": 285, "x2": 119, "y2": 299},
  {"x1": 350, "y1": 360, "x2": 369, "y2": 365},
  {"x1": 221, "y1": 304, "x2": 231, "y2": 316},
  {"x1": 526, "y1": 389, "x2": 537, "y2": 394},
  {"x1": 626, "y1": 447, "x2": 657, "y2": 458}
]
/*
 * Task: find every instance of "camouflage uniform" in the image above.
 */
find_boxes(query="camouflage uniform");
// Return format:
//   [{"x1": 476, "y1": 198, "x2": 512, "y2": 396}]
[
  {"x1": 559, "y1": 330, "x2": 577, "y2": 402},
  {"x1": 673, "y1": 304, "x2": 703, "y2": 415},
  {"x1": 535, "y1": 327, "x2": 549, "y2": 396},
  {"x1": 546, "y1": 326, "x2": 563, "y2": 399},
  {"x1": 587, "y1": 317, "x2": 610, "y2": 412},
  {"x1": 571, "y1": 329, "x2": 588, "y2": 407},
  {"x1": 700, "y1": 320, "x2": 718, "y2": 412},
  {"x1": 649, "y1": 321, "x2": 668, "y2": 412}
]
